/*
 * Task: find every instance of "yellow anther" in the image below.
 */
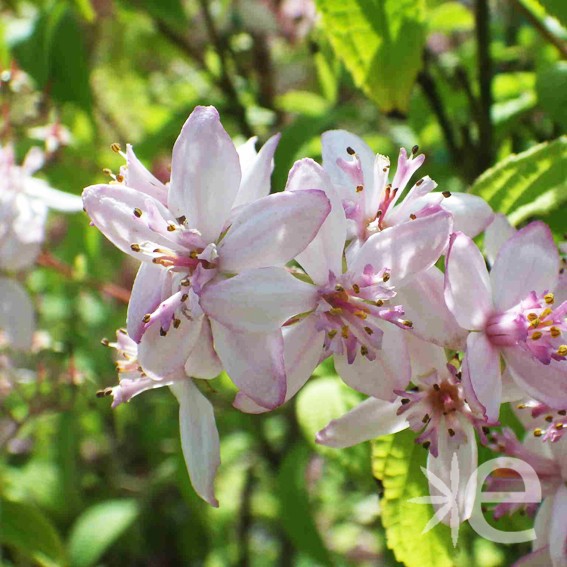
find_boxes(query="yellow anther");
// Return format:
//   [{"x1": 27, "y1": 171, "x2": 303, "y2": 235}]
[
  {"x1": 556, "y1": 422, "x2": 564, "y2": 430},
  {"x1": 329, "y1": 307, "x2": 343, "y2": 316},
  {"x1": 328, "y1": 329, "x2": 337, "y2": 339},
  {"x1": 550, "y1": 327, "x2": 561, "y2": 338},
  {"x1": 181, "y1": 294, "x2": 189, "y2": 302},
  {"x1": 352, "y1": 284, "x2": 360, "y2": 294},
  {"x1": 409, "y1": 214, "x2": 417, "y2": 220},
  {"x1": 374, "y1": 300, "x2": 384, "y2": 307},
  {"x1": 115, "y1": 174, "x2": 125, "y2": 183},
  {"x1": 130, "y1": 244, "x2": 141, "y2": 252},
  {"x1": 335, "y1": 284, "x2": 345, "y2": 292},
  {"x1": 540, "y1": 308, "x2": 552, "y2": 319},
  {"x1": 341, "y1": 325, "x2": 350, "y2": 339},
  {"x1": 531, "y1": 331, "x2": 543, "y2": 340},
  {"x1": 364, "y1": 326, "x2": 373, "y2": 335},
  {"x1": 133, "y1": 208, "x2": 142, "y2": 218},
  {"x1": 102, "y1": 168, "x2": 113, "y2": 176},
  {"x1": 544, "y1": 293, "x2": 555, "y2": 304},
  {"x1": 403, "y1": 320, "x2": 413, "y2": 328},
  {"x1": 111, "y1": 142, "x2": 121, "y2": 153},
  {"x1": 354, "y1": 310, "x2": 368, "y2": 320},
  {"x1": 167, "y1": 224, "x2": 176, "y2": 232},
  {"x1": 173, "y1": 318, "x2": 181, "y2": 329},
  {"x1": 557, "y1": 345, "x2": 567, "y2": 357},
  {"x1": 356, "y1": 185, "x2": 364, "y2": 193},
  {"x1": 189, "y1": 250, "x2": 198, "y2": 259},
  {"x1": 382, "y1": 273, "x2": 390, "y2": 283},
  {"x1": 534, "y1": 428, "x2": 543, "y2": 437},
  {"x1": 527, "y1": 313, "x2": 538, "y2": 322},
  {"x1": 360, "y1": 345, "x2": 368, "y2": 356},
  {"x1": 142, "y1": 314, "x2": 151, "y2": 323}
]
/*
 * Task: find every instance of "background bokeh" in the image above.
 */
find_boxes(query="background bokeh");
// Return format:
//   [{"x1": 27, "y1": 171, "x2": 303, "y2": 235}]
[{"x1": 1, "y1": 0, "x2": 566, "y2": 565}]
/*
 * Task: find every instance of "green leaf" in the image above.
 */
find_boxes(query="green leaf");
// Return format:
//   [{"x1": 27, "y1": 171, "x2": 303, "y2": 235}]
[
  {"x1": 276, "y1": 91, "x2": 331, "y2": 117},
  {"x1": 427, "y1": 2, "x2": 473, "y2": 33},
  {"x1": 537, "y1": 62, "x2": 567, "y2": 129},
  {"x1": 538, "y1": 0, "x2": 567, "y2": 28},
  {"x1": 0, "y1": 498, "x2": 66, "y2": 567},
  {"x1": 296, "y1": 376, "x2": 369, "y2": 477},
  {"x1": 372, "y1": 430, "x2": 456, "y2": 567},
  {"x1": 277, "y1": 443, "x2": 334, "y2": 566},
  {"x1": 120, "y1": 0, "x2": 188, "y2": 30},
  {"x1": 67, "y1": 500, "x2": 139, "y2": 567},
  {"x1": 470, "y1": 136, "x2": 567, "y2": 224},
  {"x1": 315, "y1": 0, "x2": 427, "y2": 113}
]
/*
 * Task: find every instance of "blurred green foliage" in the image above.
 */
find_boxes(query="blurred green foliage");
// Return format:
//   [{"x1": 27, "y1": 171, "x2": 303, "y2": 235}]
[{"x1": 0, "y1": 0, "x2": 566, "y2": 565}]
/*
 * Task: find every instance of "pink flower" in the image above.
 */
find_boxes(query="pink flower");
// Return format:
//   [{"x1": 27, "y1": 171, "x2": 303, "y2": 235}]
[
  {"x1": 99, "y1": 330, "x2": 221, "y2": 507},
  {"x1": 213, "y1": 159, "x2": 454, "y2": 411},
  {"x1": 83, "y1": 106, "x2": 331, "y2": 409},
  {"x1": 444, "y1": 223, "x2": 567, "y2": 421},
  {"x1": 316, "y1": 335, "x2": 485, "y2": 525},
  {"x1": 321, "y1": 130, "x2": 493, "y2": 243}
]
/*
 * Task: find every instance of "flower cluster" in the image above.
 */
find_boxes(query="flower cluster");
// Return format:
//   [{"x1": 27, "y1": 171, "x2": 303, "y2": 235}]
[{"x1": 84, "y1": 103, "x2": 567, "y2": 554}]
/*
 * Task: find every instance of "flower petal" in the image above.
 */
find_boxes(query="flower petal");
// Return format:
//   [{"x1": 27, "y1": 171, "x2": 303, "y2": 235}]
[
  {"x1": 200, "y1": 267, "x2": 318, "y2": 332},
  {"x1": 351, "y1": 209, "x2": 452, "y2": 288},
  {"x1": 82, "y1": 184, "x2": 175, "y2": 259},
  {"x1": 491, "y1": 222, "x2": 559, "y2": 311},
  {"x1": 484, "y1": 213, "x2": 515, "y2": 266},
  {"x1": 127, "y1": 263, "x2": 169, "y2": 343},
  {"x1": 404, "y1": 332, "x2": 449, "y2": 380},
  {"x1": 444, "y1": 232, "x2": 493, "y2": 330},
  {"x1": 210, "y1": 320, "x2": 286, "y2": 409},
  {"x1": 138, "y1": 316, "x2": 202, "y2": 378},
  {"x1": 123, "y1": 144, "x2": 168, "y2": 205},
  {"x1": 24, "y1": 178, "x2": 83, "y2": 212},
  {"x1": 184, "y1": 317, "x2": 223, "y2": 379},
  {"x1": 0, "y1": 277, "x2": 35, "y2": 350},
  {"x1": 234, "y1": 133, "x2": 281, "y2": 207},
  {"x1": 436, "y1": 192, "x2": 493, "y2": 238},
  {"x1": 171, "y1": 379, "x2": 220, "y2": 507},
  {"x1": 169, "y1": 106, "x2": 241, "y2": 243},
  {"x1": 504, "y1": 347, "x2": 567, "y2": 410},
  {"x1": 462, "y1": 332, "x2": 502, "y2": 421},
  {"x1": 334, "y1": 324, "x2": 411, "y2": 400},
  {"x1": 396, "y1": 266, "x2": 467, "y2": 350},
  {"x1": 286, "y1": 158, "x2": 347, "y2": 285},
  {"x1": 549, "y1": 485, "x2": 567, "y2": 567},
  {"x1": 316, "y1": 397, "x2": 408, "y2": 448},
  {"x1": 218, "y1": 189, "x2": 331, "y2": 272}
]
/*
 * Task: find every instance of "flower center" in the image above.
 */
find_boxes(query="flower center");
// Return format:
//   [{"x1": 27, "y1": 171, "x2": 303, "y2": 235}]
[
  {"x1": 315, "y1": 265, "x2": 411, "y2": 363},
  {"x1": 485, "y1": 291, "x2": 567, "y2": 364}
]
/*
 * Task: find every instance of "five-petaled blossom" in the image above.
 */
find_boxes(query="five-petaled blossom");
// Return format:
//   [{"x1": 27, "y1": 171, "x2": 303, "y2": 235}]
[{"x1": 444, "y1": 222, "x2": 567, "y2": 421}]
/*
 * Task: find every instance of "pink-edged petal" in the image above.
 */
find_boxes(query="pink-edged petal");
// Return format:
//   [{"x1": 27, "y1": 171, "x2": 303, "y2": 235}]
[
  {"x1": 549, "y1": 485, "x2": 567, "y2": 567},
  {"x1": 462, "y1": 332, "x2": 502, "y2": 421},
  {"x1": 491, "y1": 222, "x2": 559, "y2": 311},
  {"x1": 210, "y1": 320, "x2": 286, "y2": 409},
  {"x1": 316, "y1": 397, "x2": 408, "y2": 448},
  {"x1": 168, "y1": 106, "x2": 241, "y2": 243},
  {"x1": 396, "y1": 266, "x2": 467, "y2": 350},
  {"x1": 534, "y1": 496, "x2": 554, "y2": 552},
  {"x1": 123, "y1": 144, "x2": 168, "y2": 205},
  {"x1": 484, "y1": 213, "x2": 515, "y2": 266},
  {"x1": 127, "y1": 263, "x2": 169, "y2": 343},
  {"x1": 321, "y1": 130, "x2": 376, "y2": 191},
  {"x1": 503, "y1": 347, "x2": 567, "y2": 410},
  {"x1": 0, "y1": 277, "x2": 34, "y2": 350},
  {"x1": 512, "y1": 548, "x2": 552, "y2": 567},
  {"x1": 138, "y1": 316, "x2": 202, "y2": 379},
  {"x1": 200, "y1": 267, "x2": 318, "y2": 333},
  {"x1": 184, "y1": 317, "x2": 223, "y2": 379},
  {"x1": 334, "y1": 324, "x2": 411, "y2": 400},
  {"x1": 82, "y1": 184, "x2": 175, "y2": 258},
  {"x1": 234, "y1": 133, "x2": 281, "y2": 207},
  {"x1": 236, "y1": 136, "x2": 258, "y2": 171},
  {"x1": 233, "y1": 315, "x2": 324, "y2": 413},
  {"x1": 218, "y1": 189, "x2": 331, "y2": 272},
  {"x1": 427, "y1": 422, "x2": 478, "y2": 524},
  {"x1": 24, "y1": 178, "x2": 83, "y2": 212},
  {"x1": 171, "y1": 379, "x2": 220, "y2": 507},
  {"x1": 111, "y1": 374, "x2": 178, "y2": 408},
  {"x1": 501, "y1": 367, "x2": 526, "y2": 403},
  {"x1": 437, "y1": 192, "x2": 493, "y2": 238},
  {"x1": 444, "y1": 232, "x2": 493, "y2": 330},
  {"x1": 286, "y1": 158, "x2": 347, "y2": 285},
  {"x1": 351, "y1": 209, "x2": 452, "y2": 288}
]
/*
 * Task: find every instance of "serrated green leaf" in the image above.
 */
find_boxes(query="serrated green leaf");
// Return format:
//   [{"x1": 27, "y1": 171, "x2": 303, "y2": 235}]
[
  {"x1": 315, "y1": 0, "x2": 426, "y2": 113},
  {"x1": 0, "y1": 498, "x2": 66, "y2": 567},
  {"x1": 372, "y1": 431, "x2": 456, "y2": 567},
  {"x1": 470, "y1": 136, "x2": 567, "y2": 224},
  {"x1": 277, "y1": 443, "x2": 333, "y2": 566},
  {"x1": 67, "y1": 499, "x2": 139, "y2": 567}
]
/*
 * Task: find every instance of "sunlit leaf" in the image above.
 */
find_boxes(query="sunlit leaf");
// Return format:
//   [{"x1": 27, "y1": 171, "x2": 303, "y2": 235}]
[
  {"x1": 538, "y1": 0, "x2": 567, "y2": 27},
  {"x1": 0, "y1": 498, "x2": 66, "y2": 567},
  {"x1": 427, "y1": 2, "x2": 473, "y2": 33},
  {"x1": 67, "y1": 500, "x2": 139, "y2": 567},
  {"x1": 470, "y1": 136, "x2": 567, "y2": 224},
  {"x1": 372, "y1": 431, "x2": 455, "y2": 567},
  {"x1": 315, "y1": 0, "x2": 426, "y2": 113},
  {"x1": 536, "y1": 62, "x2": 567, "y2": 129}
]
